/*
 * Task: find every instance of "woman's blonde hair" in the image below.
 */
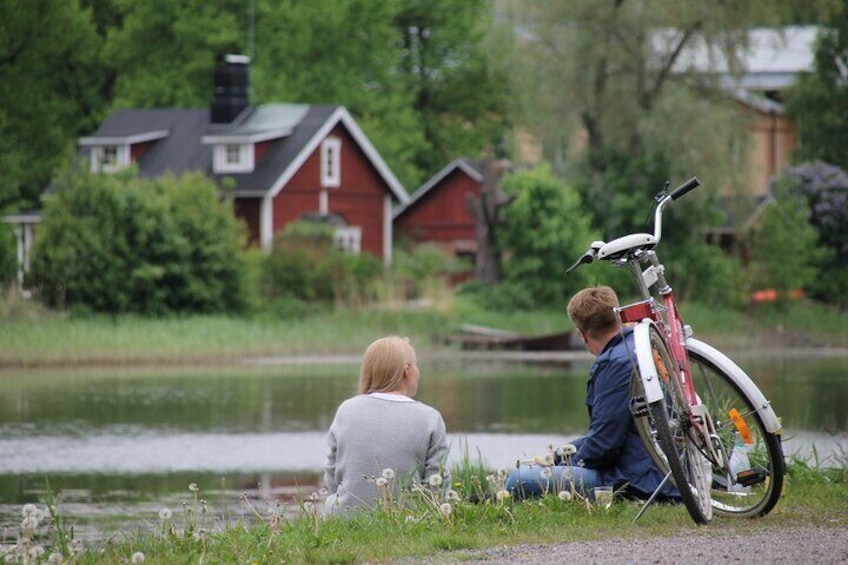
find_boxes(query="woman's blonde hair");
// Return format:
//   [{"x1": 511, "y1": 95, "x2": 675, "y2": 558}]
[{"x1": 358, "y1": 336, "x2": 416, "y2": 394}]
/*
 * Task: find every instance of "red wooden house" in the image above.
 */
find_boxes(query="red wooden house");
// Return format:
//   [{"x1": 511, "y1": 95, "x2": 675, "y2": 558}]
[
  {"x1": 4, "y1": 55, "x2": 409, "y2": 286},
  {"x1": 392, "y1": 158, "x2": 483, "y2": 263}
]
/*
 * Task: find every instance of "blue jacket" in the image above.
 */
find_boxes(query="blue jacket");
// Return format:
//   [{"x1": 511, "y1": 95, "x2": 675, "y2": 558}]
[{"x1": 570, "y1": 328, "x2": 679, "y2": 499}]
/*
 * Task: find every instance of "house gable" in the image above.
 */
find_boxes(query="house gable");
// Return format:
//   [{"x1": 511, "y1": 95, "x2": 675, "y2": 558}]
[{"x1": 393, "y1": 159, "x2": 483, "y2": 252}]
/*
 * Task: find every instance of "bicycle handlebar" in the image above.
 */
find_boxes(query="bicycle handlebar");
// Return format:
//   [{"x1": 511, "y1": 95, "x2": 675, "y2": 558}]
[
  {"x1": 566, "y1": 176, "x2": 701, "y2": 274},
  {"x1": 668, "y1": 176, "x2": 700, "y2": 201}
]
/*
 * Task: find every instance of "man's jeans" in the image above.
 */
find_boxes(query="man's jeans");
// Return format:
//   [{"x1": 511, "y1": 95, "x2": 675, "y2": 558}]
[{"x1": 505, "y1": 464, "x2": 602, "y2": 500}]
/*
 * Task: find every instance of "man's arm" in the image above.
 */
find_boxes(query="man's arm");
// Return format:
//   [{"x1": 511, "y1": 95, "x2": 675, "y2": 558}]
[{"x1": 574, "y1": 358, "x2": 633, "y2": 468}]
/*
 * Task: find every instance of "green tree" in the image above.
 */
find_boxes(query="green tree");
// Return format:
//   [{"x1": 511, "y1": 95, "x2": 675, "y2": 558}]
[
  {"x1": 0, "y1": 0, "x2": 107, "y2": 211},
  {"x1": 29, "y1": 167, "x2": 255, "y2": 315},
  {"x1": 786, "y1": 8, "x2": 848, "y2": 171},
  {"x1": 496, "y1": 164, "x2": 600, "y2": 309},
  {"x1": 768, "y1": 161, "x2": 848, "y2": 308},
  {"x1": 749, "y1": 175, "x2": 825, "y2": 311}
]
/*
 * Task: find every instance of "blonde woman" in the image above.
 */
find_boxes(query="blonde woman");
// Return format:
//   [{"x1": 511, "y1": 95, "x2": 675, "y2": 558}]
[{"x1": 323, "y1": 336, "x2": 450, "y2": 516}]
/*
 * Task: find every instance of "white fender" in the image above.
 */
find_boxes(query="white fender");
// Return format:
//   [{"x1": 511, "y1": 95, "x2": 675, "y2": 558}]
[
  {"x1": 686, "y1": 338, "x2": 783, "y2": 434},
  {"x1": 633, "y1": 321, "x2": 665, "y2": 403}
]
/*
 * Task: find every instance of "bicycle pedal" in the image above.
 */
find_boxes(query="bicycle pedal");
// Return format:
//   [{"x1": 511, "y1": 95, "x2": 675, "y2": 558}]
[
  {"x1": 737, "y1": 468, "x2": 767, "y2": 487},
  {"x1": 630, "y1": 396, "x2": 650, "y2": 418}
]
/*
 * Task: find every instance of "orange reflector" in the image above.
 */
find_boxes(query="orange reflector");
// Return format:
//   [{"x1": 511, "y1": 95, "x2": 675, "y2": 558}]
[{"x1": 729, "y1": 408, "x2": 754, "y2": 445}]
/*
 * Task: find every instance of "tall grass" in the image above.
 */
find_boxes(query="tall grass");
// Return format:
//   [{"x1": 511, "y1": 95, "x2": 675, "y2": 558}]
[
  {"x1": 0, "y1": 289, "x2": 845, "y2": 367},
  {"x1": 4, "y1": 456, "x2": 846, "y2": 565}
]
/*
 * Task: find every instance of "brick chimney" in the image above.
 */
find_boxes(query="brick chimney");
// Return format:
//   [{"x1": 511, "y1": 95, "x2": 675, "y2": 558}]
[{"x1": 211, "y1": 54, "x2": 250, "y2": 124}]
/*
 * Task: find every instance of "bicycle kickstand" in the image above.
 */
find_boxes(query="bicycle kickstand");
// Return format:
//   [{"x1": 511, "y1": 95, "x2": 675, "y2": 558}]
[{"x1": 633, "y1": 470, "x2": 673, "y2": 522}]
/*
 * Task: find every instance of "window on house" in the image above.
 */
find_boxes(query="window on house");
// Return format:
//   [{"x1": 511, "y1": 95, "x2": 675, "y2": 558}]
[
  {"x1": 225, "y1": 144, "x2": 241, "y2": 164},
  {"x1": 92, "y1": 145, "x2": 130, "y2": 173},
  {"x1": 213, "y1": 143, "x2": 253, "y2": 173},
  {"x1": 333, "y1": 226, "x2": 361, "y2": 253},
  {"x1": 321, "y1": 137, "x2": 341, "y2": 188}
]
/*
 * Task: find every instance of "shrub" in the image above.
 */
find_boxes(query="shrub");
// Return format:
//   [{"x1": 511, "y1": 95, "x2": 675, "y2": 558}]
[{"x1": 28, "y1": 167, "x2": 255, "y2": 315}]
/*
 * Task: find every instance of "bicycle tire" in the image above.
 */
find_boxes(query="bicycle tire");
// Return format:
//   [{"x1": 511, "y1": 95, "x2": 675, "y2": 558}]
[
  {"x1": 686, "y1": 346, "x2": 785, "y2": 518},
  {"x1": 631, "y1": 325, "x2": 711, "y2": 524}
]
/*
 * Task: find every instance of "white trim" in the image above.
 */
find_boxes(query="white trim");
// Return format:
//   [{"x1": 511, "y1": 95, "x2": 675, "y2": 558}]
[
  {"x1": 392, "y1": 159, "x2": 482, "y2": 219},
  {"x1": 383, "y1": 193, "x2": 392, "y2": 265},
  {"x1": 267, "y1": 107, "x2": 409, "y2": 204},
  {"x1": 201, "y1": 127, "x2": 293, "y2": 145},
  {"x1": 260, "y1": 195, "x2": 274, "y2": 252},
  {"x1": 90, "y1": 144, "x2": 131, "y2": 173},
  {"x1": 79, "y1": 130, "x2": 169, "y2": 146},
  {"x1": 319, "y1": 190, "x2": 329, "y2": 215},
  {"x1": 320, "y1": 137, "x2": 342, "y2": 187},
  {"x1": 213, "y1": 143, "x2": 254, "y2": 173}
]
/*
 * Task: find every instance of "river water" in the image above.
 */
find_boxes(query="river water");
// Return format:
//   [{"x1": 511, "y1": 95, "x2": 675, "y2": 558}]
[{"x1": 0, "y1": 349, "x2": 846, "y2": 542}]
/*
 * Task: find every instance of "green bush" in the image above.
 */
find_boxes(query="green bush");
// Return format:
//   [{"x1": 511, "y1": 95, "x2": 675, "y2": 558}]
[
  {"x1": 261, "y1": 220, "x2": 384, "y2": 311},
  {"x1": 28, "y1": 167, "x2": 255, "y2": 315},
  {"x1": 0, "y1": 222, "x2": 17, "y2": 288}
]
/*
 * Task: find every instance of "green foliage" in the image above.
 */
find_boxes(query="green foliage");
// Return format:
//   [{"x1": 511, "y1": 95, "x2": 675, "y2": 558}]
[
  {"x1": 491, "y1": 164, "x2": 599, "y2": 310},
  {"x1": 0, "y1": 223, "x2": 17, "y2": 287},
  {"x1": 260, "y1": 221, "x2": 383, "y2": 315},
  {"x1": 749, "y1": 181, "x2": 824, "y2": 311},
  {"x1": 0, "y1": 0, "x2": 108, "y2": 210},
  {"x1": 786, "y1": 14, "x2": 848, "y2": 171},
  {"x1": 28, "y1": 167, "x2": 255, "y2": 315},
  {"x1": 767, "y1": 161, "x2": 848, "y2": 308}
]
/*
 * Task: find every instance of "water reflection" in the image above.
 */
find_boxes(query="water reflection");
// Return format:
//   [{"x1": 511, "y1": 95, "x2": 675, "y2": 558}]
[{"x1": 0, "y1": 354, "x2": 846, "y2": 541}]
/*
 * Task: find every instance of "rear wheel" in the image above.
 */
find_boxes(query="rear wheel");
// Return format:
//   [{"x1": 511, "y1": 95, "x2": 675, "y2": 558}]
[
  {"x1": 632, "y1": 325, "x2": 712, "y2": 524},
  {"x1": 687, "y1": 346, "x2": 785, "y2": 517}
]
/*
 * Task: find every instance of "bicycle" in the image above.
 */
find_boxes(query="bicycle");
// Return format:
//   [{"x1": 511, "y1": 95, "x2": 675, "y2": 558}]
[{"x1": 566, "y1": 177, "x2": 785, "y2": 524}]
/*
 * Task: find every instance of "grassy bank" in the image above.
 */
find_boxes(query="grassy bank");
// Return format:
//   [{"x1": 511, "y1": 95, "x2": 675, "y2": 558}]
[
  {"x1": 1, "y1": 293, "x2": 847, "y2": 367},
  {"x1": 7, "y1": 459, "x2": 848, "y2": 564}
]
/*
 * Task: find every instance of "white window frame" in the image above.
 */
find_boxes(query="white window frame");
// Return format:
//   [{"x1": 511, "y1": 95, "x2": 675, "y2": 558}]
[
  {"x1": 334, "y1": 226, "x2": 361, "y2": 254},
  {"x1": 91, "y1": 144, "x2": 130, "y2": 173},
  {"x1": 213, "y1": 143, "x2": 254, "y2": 173},
  {"x1": 321, "y1": 137, "x2": 341, "y2": 188}
]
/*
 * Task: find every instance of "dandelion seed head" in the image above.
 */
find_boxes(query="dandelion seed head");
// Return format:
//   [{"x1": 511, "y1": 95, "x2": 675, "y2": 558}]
[
  {"x1": 439, "y1": 502, "x2": 452, "y2": 517},
  {"x1": 21, "y1": 504, "x2": 40, "y2": 519},
  {"x1": 47, "y1": 553, "x2": 64, "y2": 565},
  {"x1": 381, "y1": 468, "x2": 395, "y2": 480},
  {"x1": 189, "y1": 482, "x2": 199, "y2": 492},
  {"x1": 428, "y1": 474, "x2": 443, "y2": 487},
  {"x1": 558, "y1": 490, "x2": 573, "y2": 502},
  {"x1": 20, "y1": 515, "x2": 39, "y2": 531},
  {"x1": 496, "y1": 489, "x2": 510, "y2": 501},
  {"x1": 158, "y1": 507, "x2": 172, "y2": 521},
  {"x1": 497, "y1": 468, "x2": 508, "y2": 480},
  {"x1": 540, "y1": 467, "x2": 553, "y2": 479},
  {"x1": 27, "y1": 546, "x2": 45, "y2": 560},
  {"x1": 446, "y1": 489, "x2": 460, "y2": 502},
  {"x1": 131, "y1": 551, "x2": 146, "y2": 564},
  {"x1": 485, "y1": 474, "x2": 496, "y2": 483},
  {"x1": 375, "y1": 477, "x2": 389, "y2": 488},
  {"x1": 560, "y1": 444, "x2": 577, "y2": 456}
]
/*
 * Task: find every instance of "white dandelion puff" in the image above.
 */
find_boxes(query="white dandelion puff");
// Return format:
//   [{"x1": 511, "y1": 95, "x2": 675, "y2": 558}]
[
  {"x1": 560, "y1": 444, "x2": 577, "y2": 456},
  {"x1": 540, "y1": 467, "x2": 553, "y2": 479},
  {"x1": 131, "y1": 551, "x2": 146, "y2": 564},
  {"x1": 47, "y1": 553, "x2": 64, "y2": 565},
  {"x1": 158, "y1": 507, "x2": 172, "y2": 520},
  {"x1": 446, "y1": 489, "x2": 460, "y2": 502},
  {"x1": 558, "y1": 490, "x2": 573, "y2": 502},
  {"x1": 439, "y1": 502, "x2": 453, "y2": 517},
  {"x1": 381, "y1": 468, "x2": 396, "y2": 480},
  {"x1": 428, "y1": 474, "x2": 443, "y2": 487},
  {"x1": 189, "y1": 483, "x2": 199, "y2": 492},
  {"x1": 375, "y1": 477, "x2": 389, "y2": 488}
]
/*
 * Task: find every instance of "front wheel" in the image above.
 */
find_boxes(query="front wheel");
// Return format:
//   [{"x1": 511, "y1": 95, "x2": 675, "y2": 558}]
[
  {"x1": 632, "y1": 324, "x2": 712, "y2": 524},
  {"x1": 686, "y1": 344, "x2": 785, "y2": 518}
]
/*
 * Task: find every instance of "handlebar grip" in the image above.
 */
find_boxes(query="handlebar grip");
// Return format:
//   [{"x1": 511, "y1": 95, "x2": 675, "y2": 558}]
[{"x1": 669, "y1": 177, "x2": 700, "y2": 200}]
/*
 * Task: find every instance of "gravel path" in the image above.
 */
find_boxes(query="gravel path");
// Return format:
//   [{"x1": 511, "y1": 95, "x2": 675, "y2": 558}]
[{"x1": 392, "y1": 526, "x2": 848, "y2": 564}]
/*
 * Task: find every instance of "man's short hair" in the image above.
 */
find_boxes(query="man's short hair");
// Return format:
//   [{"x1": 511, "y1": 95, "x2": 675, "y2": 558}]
[{"x1": 567, "y1": 286, "x2": 620, "y2": 340}]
